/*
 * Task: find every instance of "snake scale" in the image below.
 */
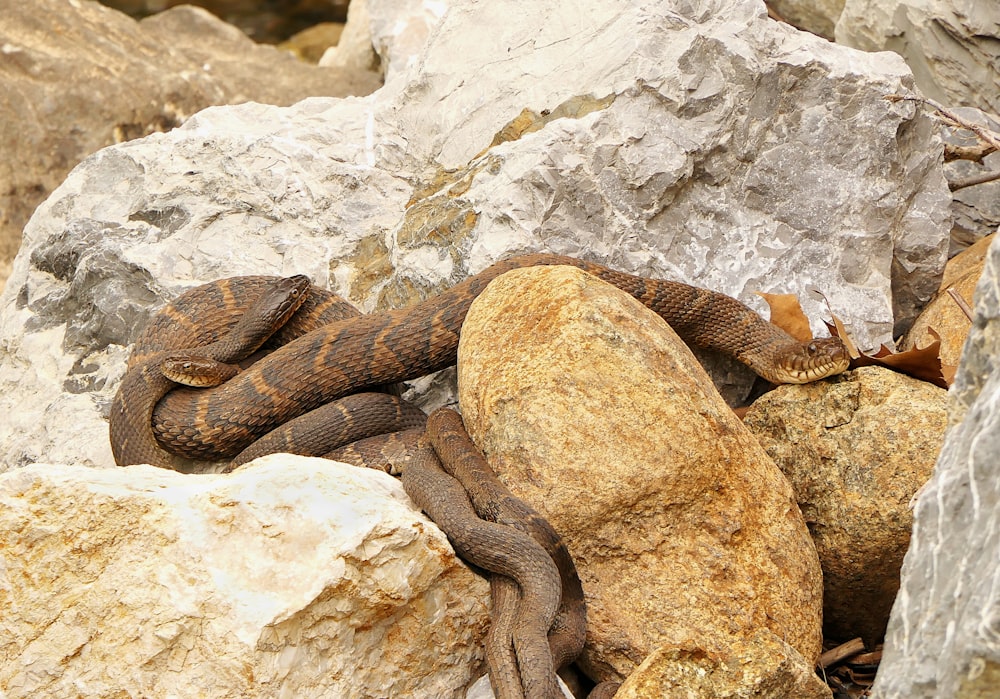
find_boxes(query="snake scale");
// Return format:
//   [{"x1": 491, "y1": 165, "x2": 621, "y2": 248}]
[{"x1": 109, "y1": 253, "x2": 850, "y2": 699}]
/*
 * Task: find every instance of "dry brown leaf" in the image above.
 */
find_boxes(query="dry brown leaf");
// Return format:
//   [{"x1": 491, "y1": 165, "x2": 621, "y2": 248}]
[
  {"x1": 757, "y1": 289, "x2": 954, "y2": 388},
  {"x1": 824, "y1": 319, "x2": 954, "y2": 388},
  {"x1": 823, "y1": 312, "x2": 861, "y2": 359},
  {"x1": 756, "y1": 292, "x2": 813, "y2": 342}
]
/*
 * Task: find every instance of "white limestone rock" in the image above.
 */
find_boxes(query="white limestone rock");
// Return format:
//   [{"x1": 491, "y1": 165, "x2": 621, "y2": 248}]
[
  {"x1": 0, "y1": 455, "x2": 491, "y2": 698},
  {"x1": 871, "y1": 236, "x2": 1000, "y2": 696},
  {"x1": 0, "y1": 0, "x2": 950, "y2": 472}
]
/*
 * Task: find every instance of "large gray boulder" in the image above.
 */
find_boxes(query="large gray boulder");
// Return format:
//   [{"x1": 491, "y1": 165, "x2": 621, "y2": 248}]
[
  {"x1": 0, "y1": 0, "x2": 380, "y2": 291},
  {"x1": 836, "y1": 0, "x2": 1000, "y2": 115},
  {"x1": 872, "y1": 235, "x2": 1000, "y2": 697},
  {"x1": 0, "y1": 0, "x2": 951, "y2": 472}
]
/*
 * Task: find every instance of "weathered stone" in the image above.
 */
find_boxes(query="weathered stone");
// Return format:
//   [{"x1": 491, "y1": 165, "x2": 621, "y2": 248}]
[
  {"x1": 279, "y1": 22, "x2": 346, "y2": 64},
  {"x1": 743, "y1": 366, "x2": 947, "y2": 646},
  {"x1": 614, "y1": 627, "x2": 831, "y2": 699},
  {"x1": 871, "y1": 236, "x2": 1000, "y2": 697},
  {"x1": 0, "y1": 0, "x2": 380, "y2": 291},
  {"x1": 942, "y1": 232, "x2": 997, "y2": 290},
  {"x1": 767, "y1": 0, "x2": 845, "y2": 40},
  {"x1": 941, "y1": 109, "x2": 1000, "y2": 253},
  {"x1": 0, "y1": 455, "x2": 490, "y2": 698},
  {"x1": 319, "y1": 0, "x2": 383, "y2": 73},
  {"x1": 836, "y1": 0, "x2": 1000, "y2": 115},
  {"x1": 902, "y1": 233, "x2": 994, "y2": 367},
  {"x1": 98, "y1": 0, "x2": 352, "y2": 44},
  {"x1": 0, "y1": 0, "x2": 951, "y2": 472},
  {"x1": 457, "y1": 265, "x2": 824, "y2": 687}
]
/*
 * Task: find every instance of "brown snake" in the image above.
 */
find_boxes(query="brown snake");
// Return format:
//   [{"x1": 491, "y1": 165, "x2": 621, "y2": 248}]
[
  {"x1": 109, "y1": 275, "x2": 312, "y2": 469},
  {"x1": 333, "y1": 411, "x2": 594, "y2": 699},
  {"x1": 109, "y1": 254, "x2": 850, "y2": 698},
  {"x1": 115, "y1": 253, "x2": 849, "y2": 466},
  {"x1": 374, "y1": 424, "x2": 566, "y2": 699}
]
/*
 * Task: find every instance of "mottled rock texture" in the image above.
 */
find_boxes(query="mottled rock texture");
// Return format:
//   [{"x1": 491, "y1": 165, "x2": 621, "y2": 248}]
[
  {"x1": 836, "y1": 0, "x2": 1000, "y2": 115},
  {"x1": 902, "y1": 233, "x2": 993, "y2": 367},
  {"x1": 457, "y1": 265, "x2": 824, "y2": 687},
  {"x1": 872, "y1": 236, "x2": 1000, "y2": 697},
  {"x1": 0, "y1": 456, "x2": 490, "y2": 698},
  {"x1": 744, "y1": 367, "x2": 947, "y2": 646},
  {"x1": 0, "y1": 0, "x2": 380, "y2": 290},
  {"x1": 614, "y1": 628, "x2": 831, "y2": 699},
  {"x1": 941, "y1": 109, "x2": 1000, "y2": 253},
  {"x1": 768, "y1": 0, "x2": 845, "y2": 39},
  {"x1": 0, "y1": 0, "x2": 950, "y2": 472}
]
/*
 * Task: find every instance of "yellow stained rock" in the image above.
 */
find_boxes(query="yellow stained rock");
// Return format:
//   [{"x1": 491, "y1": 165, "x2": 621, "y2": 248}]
[{"x1": 457, "y1": 264, "x2": 824, "y2": 688}]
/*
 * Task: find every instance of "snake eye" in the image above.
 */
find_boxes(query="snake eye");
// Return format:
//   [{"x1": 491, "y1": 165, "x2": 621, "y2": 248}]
[{"x1": 807, "y1": 340, "x2": 819, "y2": 354}]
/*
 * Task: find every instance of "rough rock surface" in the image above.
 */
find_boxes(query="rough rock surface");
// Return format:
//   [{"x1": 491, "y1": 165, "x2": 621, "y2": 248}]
[
  {"x1": 0, "y1": 0, "x2": 380, "y2": 291},
  {"x1": 767, "y1": 0, "x2": 845, "y2": 40},
  {"x1": 280, "y1": 22, "x2": 346, "y2": 64},
  {"x1": 0, "y1": 0, "x2": 951, "y2": 472},
  {"x1": 743, "y1": 366, "x2": 948, "y2": 646},
  {"x1": 319, "y1": 0, "x2": 384, "y2": 73},
  {"x1": 0, "y1": 455, "x2": 490, "y2": 698},
  {"x1": 902, "y1": 233, "x2": 994, "y2": 367},
  {"x1": 94, "y1": 0, "x2": 351, "y2": 43},
  {"x1": 614, "y1": 628, "x2": 831, "y2": 699},
  {"x1": 942, "y1": 109, "x2": 1000, "y2": 253},
  {"x1": 836, "y1": 0, "x2": 1000, "y2": 115},
  {"x1": 871, "y1": 239, "x2": 1000, "y2": 697},
  {"x1": 456, "y1": 265, "x2": 824, "y2": 687}
]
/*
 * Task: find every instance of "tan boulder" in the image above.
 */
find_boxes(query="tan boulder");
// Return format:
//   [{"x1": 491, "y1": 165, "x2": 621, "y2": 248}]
[
  {"x1": 457, "y1": 265, "x2": 824, "y2": 688},
  {"x1": 615, "y1": 627, "x2": 831, "y2": 699},
  {"x1": 0, "y1": 0, "x2": 379, "y2": 291},
  {"x1": 0, "y1": 456, "x2": 490, "y2": 698},
  {"x1": 766, "y1": 0, "x2": 845, "y2": 40},
  {"x1": 743, "y1": 366, "x2": 947, "y2": 646},
  {"x1": 902, "y1": 233, "x2": 994, "y2": 367}
]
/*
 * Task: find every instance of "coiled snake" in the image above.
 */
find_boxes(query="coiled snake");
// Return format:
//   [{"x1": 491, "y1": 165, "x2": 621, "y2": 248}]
[{"x1": 109, "y1": 253, "x2": 850, "y2": 699}]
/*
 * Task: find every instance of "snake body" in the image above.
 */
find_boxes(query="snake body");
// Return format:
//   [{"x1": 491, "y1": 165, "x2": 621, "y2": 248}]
[
  {"x1": 129, "y1": 253, "x2": 849, "y2": 465},
  {"x1": 395, "y1": 430, "x2": 564, "y2": 699},
  {"x1": 109, "y1": 275, "x2": 313, "y2": 469},
  {"x1": 229, "y1": 392, "x2": 427, "y2": 469},
  {"x1": 331, "y1": 412, "x2": 591, "y2": 699},
  {"x1": 109, "y1": 254, "x2": 850, "y2": 699},
  {"x1": 427, "y1": 408, "x2": 588, "y2": 698}
]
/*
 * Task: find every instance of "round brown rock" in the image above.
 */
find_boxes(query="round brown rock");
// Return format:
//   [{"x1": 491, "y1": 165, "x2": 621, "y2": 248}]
[
  {"x1": 456, "y1": 265, "x2": 824, "y2": 684},
  {"x1": 743, "y1": 366, "x2": 947, "y2": 646},
  {"x1": 614, "y1": 627, "x2": 832, "y2": 699},
  {"x1": 901, "y1": 233, "x2": 994, "y2": 367}
]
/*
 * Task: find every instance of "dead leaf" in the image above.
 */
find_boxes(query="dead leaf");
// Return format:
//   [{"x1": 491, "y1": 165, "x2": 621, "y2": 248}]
[
  {"x1": 824, "y1": 319, "x2": 955, "y2": 389},
  {"x1": 756, "y1": 292, "x2": 813, "y2": 342},
  {"x1": 823, "y1": 313, "x2": 861, "y2": 359},
  {"x1": 757, "y1": 289, "x2": 954, "y2": 388}
]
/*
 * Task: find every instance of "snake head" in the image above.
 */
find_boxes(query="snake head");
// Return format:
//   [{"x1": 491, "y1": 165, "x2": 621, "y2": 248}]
[
  {"x1": 160, "y1": 355, "x2": 240, "y2": 387},
  {"x1": 259, "y1": 275, "x2": 312, "y2": 325},
  {"x1": 772, "y1": 336, "x2": 852, "y2": 384}
]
